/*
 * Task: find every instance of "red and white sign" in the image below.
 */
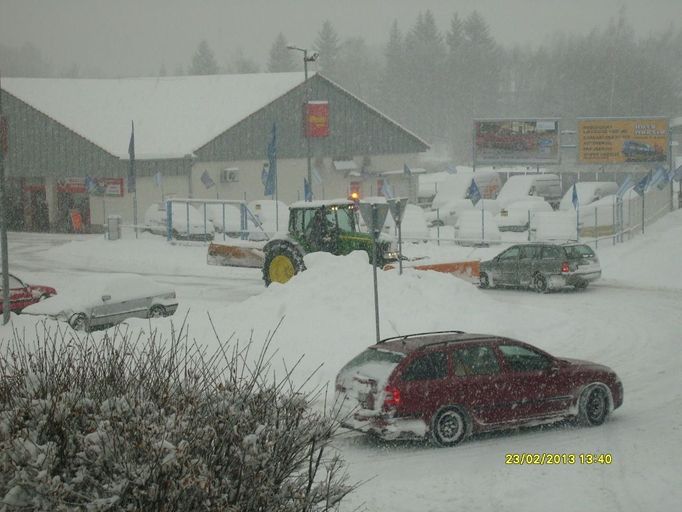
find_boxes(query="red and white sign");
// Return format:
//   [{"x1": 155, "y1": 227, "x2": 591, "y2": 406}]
[
  {"x1": 305, "y1": 101, "x2": 329, "y2": 138},
  {"x1": 57, "y1": 177, "x2": 87, "y2": 194}
]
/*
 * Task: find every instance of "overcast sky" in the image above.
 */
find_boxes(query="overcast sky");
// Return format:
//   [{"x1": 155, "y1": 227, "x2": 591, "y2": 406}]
[{"x1": 1, "y1": 0, "x2": 679, "y2": 77}]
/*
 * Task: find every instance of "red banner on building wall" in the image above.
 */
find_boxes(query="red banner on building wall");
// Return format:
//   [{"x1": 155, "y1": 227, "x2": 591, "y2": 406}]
[{"x1": 305, "y1": 101, "x2": 329, "y2": 137}]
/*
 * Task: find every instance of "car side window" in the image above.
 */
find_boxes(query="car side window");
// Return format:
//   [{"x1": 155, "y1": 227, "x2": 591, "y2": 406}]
[
  {"x1": 498, "y1": 345, "x2": 552, "y2": 372},
  {"x1": 541, "y1": 246, "x2": 561, "y2": 259},
  {"x1": 401, "y1": 352, "x2": 447, "y2": 382},
  {"x1": 498, "y1": 247, "x2": 520, "y2": 261},
  {"x1": 452, "y1": 346, "x2": 500, "y2": 377}
]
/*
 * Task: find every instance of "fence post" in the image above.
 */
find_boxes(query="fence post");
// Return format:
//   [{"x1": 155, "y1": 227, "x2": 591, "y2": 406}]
[
  {"x1": 222, "y1": 203, "x2": 226, "y2": 241},
  {"x1": 594, "y1": 205, "x2": 598, "y2": 250},
  {"x1": 436, "y1": 208, "x2": 441, "y2": 246}
]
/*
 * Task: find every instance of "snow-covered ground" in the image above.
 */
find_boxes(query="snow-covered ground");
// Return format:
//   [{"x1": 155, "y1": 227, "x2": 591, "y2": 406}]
[{"x1": 2, "y1": 210, "x2": 682, "y2": 511}]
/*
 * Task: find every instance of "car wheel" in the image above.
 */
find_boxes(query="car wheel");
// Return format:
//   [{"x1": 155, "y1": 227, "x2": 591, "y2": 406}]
[
  {"x1": 575, "y1": 281, "x2": 588, "y2": 290},
  {"x1": 70, "y1": 313, "x2": 88, "y2": 332},
  {"x1": 38, "y1": 294, "x2": 49, "y2": 302},
  {"x1": 533, "y1": 273, "x2": 548, "y2": 293},
  {"x1": 148, "y1": 305, "x2": 166, "y2": 318},
  {"x1": 479, "y1": 272, "x2": 490, "y2": 289},
  {"x1": 578, "y1": 385, "x2": 610, "y2": 426},
  {"x1": 431, "y1": 406, "x2": 469, "y2": 447}
]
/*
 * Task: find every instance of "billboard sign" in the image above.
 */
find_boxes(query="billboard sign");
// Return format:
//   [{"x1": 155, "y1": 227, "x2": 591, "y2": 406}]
[
  {"x1": 578, "y1": 117, "x2": 668, "y2": 164},
  {"x1": 305, "y1": 101, "x2": 329, "y2": 137},
  {"x1": 474, "y1": 118, "x2": 560, "y2": 165}
]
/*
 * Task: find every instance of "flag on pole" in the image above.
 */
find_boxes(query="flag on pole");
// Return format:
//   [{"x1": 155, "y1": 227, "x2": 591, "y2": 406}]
[
  {"x1": 154, "y1": 171, "x2": 163, "y2": 187},
  {"x1": 616, "y1": 175, "x2": 633, "y2": 197},
  {"x1": 571, "y1": 183, "x2": 579, "y2": 209},
  {"x1": 649, "y1": 165, "x2": 668, "y2": 190},
  {"x1": 304, "y1": 177, "x2": 312, "y2": 201},
  {"x1": 312, "y1": 166, "x2": 322, "y2": 185},
  {"x1": 200, "y1": 170, "x2": 215, "y2": 189},
  {"x1": 127, "y1": 121, "x2": 136, "y2": 193},
  {"x1": 673, "y1": 164, "x2": 682, "y2": 182},
  {"x1": 633, "y1": 171, "x2": 651, "y2": 196},
  {"x1": 85, "y1": 176, "x2": 97, "y2": 194},
  {"x1": 381, "y1": 179, "x2": 394, "y2": 199},
  {"x1": 467, "y1": 178, "x2": 481, "y2": 205},
  {"x1": 264, "y1": 123, "x2": 277, "y2": 196},
  {"x1": 403, "y1": 163, "x2": 412, "y2": 176}
]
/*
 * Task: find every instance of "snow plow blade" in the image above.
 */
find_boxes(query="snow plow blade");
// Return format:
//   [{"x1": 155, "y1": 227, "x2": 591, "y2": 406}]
[
  {"x1": 207, "y1": 242, "x2": 265, "y2": 268},
  {"x1": 384, "y1": 260, "x2": 480, "y2": 283}
]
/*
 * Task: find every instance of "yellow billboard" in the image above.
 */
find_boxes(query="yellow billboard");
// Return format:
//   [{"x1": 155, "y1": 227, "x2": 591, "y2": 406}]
[{"x1": 578, "y1": 118, "x2": 668, "y2": 164}]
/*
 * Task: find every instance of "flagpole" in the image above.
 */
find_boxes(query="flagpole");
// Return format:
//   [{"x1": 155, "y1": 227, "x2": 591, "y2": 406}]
[{"x1": 0, "y1": 71, "x2": 12, "y2": 324}]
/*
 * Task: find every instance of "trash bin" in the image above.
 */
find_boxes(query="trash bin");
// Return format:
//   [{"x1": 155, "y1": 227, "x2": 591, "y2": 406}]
[{"x1": 107, "y1": 215, "x2": 122, "y2": 241}]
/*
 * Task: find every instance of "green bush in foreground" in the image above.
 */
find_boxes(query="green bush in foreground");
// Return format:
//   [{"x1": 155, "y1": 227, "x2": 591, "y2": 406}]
[{"x1": 0, "y1": 320, "x2": 353, "y2": 511}]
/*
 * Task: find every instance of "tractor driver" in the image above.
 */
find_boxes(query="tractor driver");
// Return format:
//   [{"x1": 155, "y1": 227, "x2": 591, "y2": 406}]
[{"x1": 309, "y1": 208, "x2": 340, "y2": 254}]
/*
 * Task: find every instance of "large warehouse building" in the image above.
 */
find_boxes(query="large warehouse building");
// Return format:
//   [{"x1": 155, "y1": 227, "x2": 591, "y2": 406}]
[{"x1": 0, "y1": 73, "x2": 428, "y2": 232}]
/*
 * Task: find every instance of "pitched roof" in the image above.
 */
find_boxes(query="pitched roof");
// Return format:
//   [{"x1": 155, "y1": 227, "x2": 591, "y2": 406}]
[{"x1": 2, "y1": 73, "x2": 307, "y2": 159}]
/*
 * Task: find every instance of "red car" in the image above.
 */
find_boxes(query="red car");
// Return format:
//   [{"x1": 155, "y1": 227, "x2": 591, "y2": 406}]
[
  {"x1": 336, "y1": 331, "x2": 623, "y2": 446},
  {"x1": 0, "y1": 273, "x2": 57, "y2": 313}
]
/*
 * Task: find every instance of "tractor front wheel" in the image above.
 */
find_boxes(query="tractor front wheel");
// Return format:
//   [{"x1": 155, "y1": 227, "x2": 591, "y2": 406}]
[{"x1": 262, "y1": 243, "x2": 305, "y2": 286}]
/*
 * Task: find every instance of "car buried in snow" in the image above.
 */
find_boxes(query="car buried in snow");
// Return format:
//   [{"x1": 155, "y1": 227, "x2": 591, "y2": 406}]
[
  {"x1": 22, "y1": 274, "x2": 178, "y2": 331},
  {"x1": 335, "y1": 331, "x2": 623, "y2": 446},
  {"x1": 0, "y1": 273, "x2": 57, "y2": 314}
]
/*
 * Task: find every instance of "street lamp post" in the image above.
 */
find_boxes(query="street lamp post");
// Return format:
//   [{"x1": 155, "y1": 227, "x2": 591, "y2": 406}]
[{"x1": 287, "y1": 45, "x2": 318, "y2": 201}]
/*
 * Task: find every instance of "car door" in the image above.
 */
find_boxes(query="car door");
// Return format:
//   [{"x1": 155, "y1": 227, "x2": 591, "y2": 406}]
[
  {"x1": 539, "y1": 245, "x2": 562, "y2": 276},
  {"x1": 395, "y1": 351, "x2": 449, "y2": 422},
  {"x1": 448, "y1": 344, "x2": 513, "y2": 426},
  {"x1": 496, "y1": 343, "x2": 573, "y2": 419},
  {"x1": 495, "y1": 246, "x2": 521, "y2": 285}
]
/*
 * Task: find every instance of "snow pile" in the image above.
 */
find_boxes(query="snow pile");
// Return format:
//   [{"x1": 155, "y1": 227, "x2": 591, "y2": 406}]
[{"x1": 171, "y1": 250, "x2": 571, "y2": 389}]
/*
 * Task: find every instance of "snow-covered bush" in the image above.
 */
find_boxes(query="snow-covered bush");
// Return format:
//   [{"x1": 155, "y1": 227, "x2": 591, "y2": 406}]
[{"x1": 0, "y1": 321, "x2": 353, "y2": 511}]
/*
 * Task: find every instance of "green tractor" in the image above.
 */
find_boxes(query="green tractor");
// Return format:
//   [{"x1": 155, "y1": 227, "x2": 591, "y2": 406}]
[{"x1": 262, "y1": 200, "x2": 396, "y2": 286}]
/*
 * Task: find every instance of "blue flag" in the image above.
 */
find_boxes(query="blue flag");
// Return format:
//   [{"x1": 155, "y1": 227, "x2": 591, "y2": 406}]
[
  {"x1": 201, "y1": 170, "x2": 215, "y2": 189},
  {"x1": 381, "y1": 179, "x2": 394, "y2": 199},
  {"x1": 673, "y1": 164, "x2": 682, "y2": 182},
  {"x1": 446, "y1": 165, "x2": 457, "y2": 174},
  {"x1": 127, "y1": 121, "x2": 136, "y2": 193},
  {"x1": 633, "y1": 171, "x2": 651, "y2": 197},
  {"x1": 264, "y1": 123, "x2": 277, "y2": 196},
  {"x1": 85, "y1": 176, "x2": 97, "y2": 194},
  {"x1": 571, "y1": 183, "x2": 579, "y2": 209},
  {"x1": 403, "y1": 163, "x2": 412, "y2": 176},
  {"x1": 304, "y1": 177, "x2": 312, "y2": 201},
  {"x1": 616, "y1": 175, "x2": 633, "y2": 197},
  {"x1": 649, "y1": 166, "x2": 668, "y2": 190},
  {"x1": 467, "y1": 179, "x2": 481, "y2": 205}
]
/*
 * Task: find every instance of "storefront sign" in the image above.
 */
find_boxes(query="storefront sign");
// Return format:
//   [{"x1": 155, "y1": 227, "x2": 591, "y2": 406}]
[
  {"x1": 305, "y1": 101, "x2": 329, "y2": 138},
  {"x1": 57, "y1": 177, "x2": 124, "y2": 196},
  {"x1": 474, "y1": 119, "x2": 560, "y2": 164},
  {"x1": 578, "y1": 117, "x2": 668, "y2": 164}
]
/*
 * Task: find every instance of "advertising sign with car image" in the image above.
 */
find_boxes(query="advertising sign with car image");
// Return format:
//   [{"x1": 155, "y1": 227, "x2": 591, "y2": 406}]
[
  {"x1": 474, "y1": 118, "x2": 560, "y2": 165},
  {"x1": 578, "y1": 117, "x2": 668, "y2": 164}
]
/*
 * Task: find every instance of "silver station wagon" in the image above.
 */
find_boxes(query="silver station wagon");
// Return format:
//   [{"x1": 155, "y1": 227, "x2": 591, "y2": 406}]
[
  {"x1": 23, "y1": 274, "x2": 178, "y2": 331},
  {"x1": 479, "y1": 243, "x2": 601, "y2": 292}
]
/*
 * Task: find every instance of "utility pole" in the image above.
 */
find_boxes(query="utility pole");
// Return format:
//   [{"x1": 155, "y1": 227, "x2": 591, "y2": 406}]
[
  {"x1": 287, "y1": 45, "x2": 319, "y2": 201},
  {"x1": 0, "y1": 72, "x2": 11, "y2": 324}
]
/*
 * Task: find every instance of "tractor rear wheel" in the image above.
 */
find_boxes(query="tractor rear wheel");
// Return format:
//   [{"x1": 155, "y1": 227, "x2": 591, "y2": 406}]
[{"x1": 262, "y1": 242, "x2": 305, "y2": 286}]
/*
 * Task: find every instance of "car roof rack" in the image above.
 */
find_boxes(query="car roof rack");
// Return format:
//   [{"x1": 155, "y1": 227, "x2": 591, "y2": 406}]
[{"x1": 377, "y1": 330, "x2": 466, "y2": 344}]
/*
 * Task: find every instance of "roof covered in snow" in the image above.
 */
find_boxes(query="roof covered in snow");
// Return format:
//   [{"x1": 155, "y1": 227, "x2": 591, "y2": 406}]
[{"x1": 2, "y1": 73, "x2": 307, "y2": 159}]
